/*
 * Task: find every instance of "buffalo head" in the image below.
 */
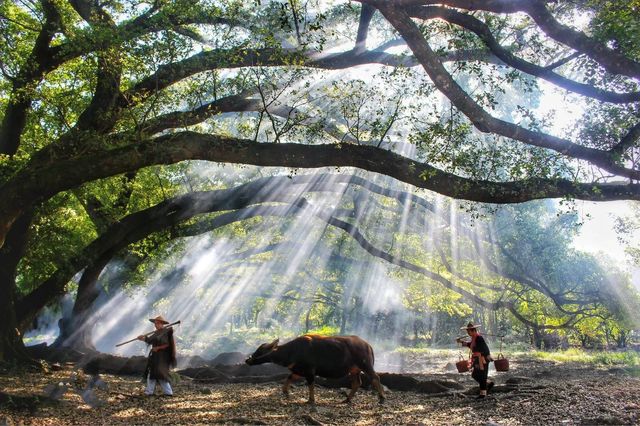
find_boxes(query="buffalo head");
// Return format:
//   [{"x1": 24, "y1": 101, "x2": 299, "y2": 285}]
[{"x1": 245, "y1": 338, "x2": 279, "y2": 365}]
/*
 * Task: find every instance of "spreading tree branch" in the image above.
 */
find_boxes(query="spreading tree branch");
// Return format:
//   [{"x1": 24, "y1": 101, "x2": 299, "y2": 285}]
[
  {"x1": 409, "y1": 6, "x2": 640, "y2": 103},
  {"x1": 373, "y1": 5, "x2": 639, "y2": 180}
]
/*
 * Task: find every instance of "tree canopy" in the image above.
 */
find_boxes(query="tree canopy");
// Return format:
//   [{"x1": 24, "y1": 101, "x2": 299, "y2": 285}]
[{"x1": 1, "y1": 0, "x2": 640, "y2": 361}]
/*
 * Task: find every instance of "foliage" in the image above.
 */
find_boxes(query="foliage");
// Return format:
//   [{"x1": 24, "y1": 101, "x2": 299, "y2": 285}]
[
  {"x1": 614, "y1": 201, "x2": 640, "y2": 266},
  {"x1": 583, "y1": 0, "x2": 640, "y2": 60},
  {"x1": 0, "y1": 0, "x2": 639, "y2": 362},
  {"x1": 2, "y1": 365, "x2": 640, "y2": 424},
  {"x1": 531, "y1": 348, "x2": 640, "y2": 367},
  {"x1": 17, "y1": 194, "x2": 96, "y2": 295}
]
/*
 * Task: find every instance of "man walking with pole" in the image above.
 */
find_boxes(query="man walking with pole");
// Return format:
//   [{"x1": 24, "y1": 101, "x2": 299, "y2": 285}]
[
  {"x1": 137, "y1": 315, "x2": 177, "y2": 396},
  {"x1": 456, "y1": 322, "x2": 494, "y2": 399}
]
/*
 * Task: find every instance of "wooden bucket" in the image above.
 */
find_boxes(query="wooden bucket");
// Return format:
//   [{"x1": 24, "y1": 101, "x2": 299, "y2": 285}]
[
  {"x1": 494, "y1": 353, "x2": 509, "y2": 372},
  {"x1": 456, "y1": 357, "x2": 470, "y2": 373}
]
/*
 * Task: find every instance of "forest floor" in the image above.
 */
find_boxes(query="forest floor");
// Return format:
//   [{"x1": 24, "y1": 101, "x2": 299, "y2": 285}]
[{"x1": 1, "y1": 354, "x2": 639, "y2": 425}]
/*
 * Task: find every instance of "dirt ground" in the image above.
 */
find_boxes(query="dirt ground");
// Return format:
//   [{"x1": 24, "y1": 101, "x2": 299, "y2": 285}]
[{"x1": 1, "y1": 357, "x2": 639, "y2": 425}]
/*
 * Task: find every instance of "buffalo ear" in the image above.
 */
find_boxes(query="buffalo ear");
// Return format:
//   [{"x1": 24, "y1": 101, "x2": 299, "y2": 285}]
[{"x1": 270, "y1": 338, "x2": 279, "y2": 348}]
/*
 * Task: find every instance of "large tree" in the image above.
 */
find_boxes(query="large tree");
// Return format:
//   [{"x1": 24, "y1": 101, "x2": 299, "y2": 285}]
[
  {"x1": 16, "y1": 173, "x2": 636, "y2": 353},
  {"x1": 1, "y1": 0, "x2": 639, "y2": 361}
]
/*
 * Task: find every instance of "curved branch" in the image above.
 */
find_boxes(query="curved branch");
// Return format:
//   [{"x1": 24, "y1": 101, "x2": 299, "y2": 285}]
[
  {"x1": 410, "y1": 6, "x2": 640, "y2": 103},
  {"x1": 374, "y1": 5, "x2": 639, "y2": 180},
  {"x1": 369, "y1": 0, "x2": 640, "y2": 78},
  {"x1": 139, "y1": 92, "x2": 259, "y2": 134},
  {"x1": 524, "y1": 1, "x2": 640, "y2": 79},
  {"x1": 355, "y1": 4, "x2": 376, "y2": 53},
  {"x1": 140, "y1": 91, "x2": 357, "y2": 143},
  {"x1": 610, "y1": 121, "x2": 640, "y2": 157},
  {"x1": 123, "y1": 46, "x2": 501, "y2": 108},
  {"x1": 386, "y1": 0, "x2": 530, "y2": 13},
  {"x1": 1, "y1": 131, "x2": 639, "y2": 249},
  {"x1": 0, "y1": 0, "x2": 61, "y2": 155},
  {"x1": 18, "y1": 177, "x2": 580, "y2": 332}
]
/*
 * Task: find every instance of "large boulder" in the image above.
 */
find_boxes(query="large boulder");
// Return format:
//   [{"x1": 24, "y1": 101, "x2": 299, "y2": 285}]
[
  {"x1": 211, "y1": 352, "x2": 247, "y2": 366},
  {"x1": 25, "y1": 343, "x2": 88, "y2": 363},
  {"x1": 79, "y1": 353, "x2": 147, "y2": 375},
  {"x1": 178, "y1": 355, "x2": 209, "y2": 368},
  {"x1": 379, "y1": 373, "x2": 419, "y2": 391}
]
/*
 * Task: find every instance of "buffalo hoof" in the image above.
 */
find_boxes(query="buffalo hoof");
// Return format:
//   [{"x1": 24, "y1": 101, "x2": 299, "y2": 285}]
[
  {"x1": 378, "y1": 397, "x2": 386, "y2": 405},
  {"x1": 340, "y1": 398, "x2": 352, "y2": 404}
]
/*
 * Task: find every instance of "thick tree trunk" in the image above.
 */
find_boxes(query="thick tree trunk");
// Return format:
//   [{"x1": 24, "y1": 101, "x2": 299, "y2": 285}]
[
  {"x1": 532, "y1": 326, "x2": 543, "y2": 349},
  {"x1": 0, "y1": 211, "x2": 34, "y2": 363},
  {"x1": 54, "y1": 257, "x2": 111, "y2": 351},
  {"x1": 54, "y1": 315, "x2": 95, "y2": 351},
  {"x1": 304, "y1": 307, "x2": 312, "y2": 333},
  {"x1": 0, "y1": 285, "x2": 27, "y2": 363},
  {"x1": 54, "y1": 249, "x2": 143, "y2": 350},
  {"x1": 616, "y1": 331, "x2": 628, "y2": 348}
]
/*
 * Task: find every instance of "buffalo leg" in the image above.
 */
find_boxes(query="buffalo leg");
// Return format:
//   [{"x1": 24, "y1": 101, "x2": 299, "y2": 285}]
[
  {"x1": 282, "y1": 373, "x2": 300, "y2": 396},
  {"x1": 343, "y1": 370, "x2": 362, "y2": 403},
  {"x1": 363, "y1": 368, "x2": 385, "y2": 403},
  {"x1": 305, "y1": 373, "x2": 316, "y2": 404},
  {"x1": 370, "y1": 373, "x2": 385, "y2": 403}
]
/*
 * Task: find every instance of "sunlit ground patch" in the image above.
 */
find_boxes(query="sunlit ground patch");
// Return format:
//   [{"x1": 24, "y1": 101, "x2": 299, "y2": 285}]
[{"x1": 2, "y1": 363, "x2": 640, "y2": 425}]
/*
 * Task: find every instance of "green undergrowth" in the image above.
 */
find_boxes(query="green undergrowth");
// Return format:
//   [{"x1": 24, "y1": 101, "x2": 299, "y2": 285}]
[
  {"x1": 383, "y1": 346, "x2": 640, "y2": 370},
  {"x1": 528, "y1": 348, "x2": 640, "y2": 367},
  {"x1": 177, "y1": 330, "x2": 640, "y2": 370},
  {"x1": 179, "y1": 328, "x2": 301, "y2": 359},
  {"x1": 389, "y1": 346, "x2": 459, "y2": 357}
]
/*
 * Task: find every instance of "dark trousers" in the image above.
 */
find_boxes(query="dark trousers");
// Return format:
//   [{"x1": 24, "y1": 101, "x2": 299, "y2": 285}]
[{"x1": 472, "y1": 365, "x2": 489, "y2": 390}]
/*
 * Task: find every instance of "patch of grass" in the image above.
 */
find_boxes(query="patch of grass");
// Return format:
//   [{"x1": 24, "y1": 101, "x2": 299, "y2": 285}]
[
  {"x1": 529, "y1": 348, "x2": 640, "y2": 367},
  {"x1": 0, "y1": 391, "x2": 60, "y2": 412},
  {"x1": 592, "y1": 350, "x2": 640, "y2": 366},
  {"x1": 624, "y1": 367, "x2": 640, "y2": 376},
  {"x1": 391, "y1": 347, "x2": 458, "y2": 357},
  {"x1": 305, "y1": 325, "x2": 340, "y2": 336}
]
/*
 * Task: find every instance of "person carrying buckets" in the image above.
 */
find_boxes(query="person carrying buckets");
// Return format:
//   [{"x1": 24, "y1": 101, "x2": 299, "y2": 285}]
[{"x1": 456, "y1": 322, "x2": 494, "y2": 399}]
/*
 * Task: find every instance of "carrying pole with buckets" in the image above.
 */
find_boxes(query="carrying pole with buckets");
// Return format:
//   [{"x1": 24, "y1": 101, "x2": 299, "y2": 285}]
[
  {"x1": 493, "y1": 335, "x2": 510, "y2": 372},
  {"x1": 454, "y1": 322, "x2": 510, "y2": 374},
  {"x1": 455, "y1": 351, "x2": 471, "y2": 373},
  {"x1": 454, "y1": 321, "x2": 500, "y2": 398}
]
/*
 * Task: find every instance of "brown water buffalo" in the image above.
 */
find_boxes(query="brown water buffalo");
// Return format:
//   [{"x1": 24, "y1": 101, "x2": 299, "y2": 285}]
[{"x1": 246, "y1": 334, "x2": 385, "y2": 404}]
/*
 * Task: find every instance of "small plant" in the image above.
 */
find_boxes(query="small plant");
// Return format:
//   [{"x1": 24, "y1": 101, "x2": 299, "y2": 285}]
[
  {"x1": 530, "y1": 349, "x2": 640, "y2": 367},
  {"x1": 305, "y1": 325, "x2": 340, "y2": 336}
]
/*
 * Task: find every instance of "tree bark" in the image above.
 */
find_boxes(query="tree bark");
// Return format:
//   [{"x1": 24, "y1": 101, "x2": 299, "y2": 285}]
[
  {"x1": 13, "y1": 172, "x2": 605, "y2": 341},
  {"x1": 0, "y1": 0, "x2": 60, "y2": 155},
  {"x1": 53, "y1": 256, "x2": 112, "y2": 351},
  {"x1": 375, "y1": 5, "x2": 639, "y2": 180},
  {"x1": 0, "y1": 211, "x2": 34, "y2": 363},
  {"x1": 1, "y1": 131, "x2": 638, "y2": 251}
]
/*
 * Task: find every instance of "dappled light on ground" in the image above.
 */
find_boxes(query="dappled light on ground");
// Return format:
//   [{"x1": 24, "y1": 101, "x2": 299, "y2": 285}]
[{"x1": 2, "y1": 355, "x2": 640, "y2": 425}]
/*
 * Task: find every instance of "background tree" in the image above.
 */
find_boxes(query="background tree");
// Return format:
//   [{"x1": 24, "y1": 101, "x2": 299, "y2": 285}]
[{"x1": 2, "y1": 0, "x2": 640, "y2": 361}]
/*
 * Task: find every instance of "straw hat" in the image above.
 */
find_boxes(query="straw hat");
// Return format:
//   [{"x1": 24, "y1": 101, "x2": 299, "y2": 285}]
[
  {"x1": 460, "y1": 322, "x2": 481, "y2": 330},
  {"x1": 149, "y1": 315, "x2": 170, "y2": 324}
]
